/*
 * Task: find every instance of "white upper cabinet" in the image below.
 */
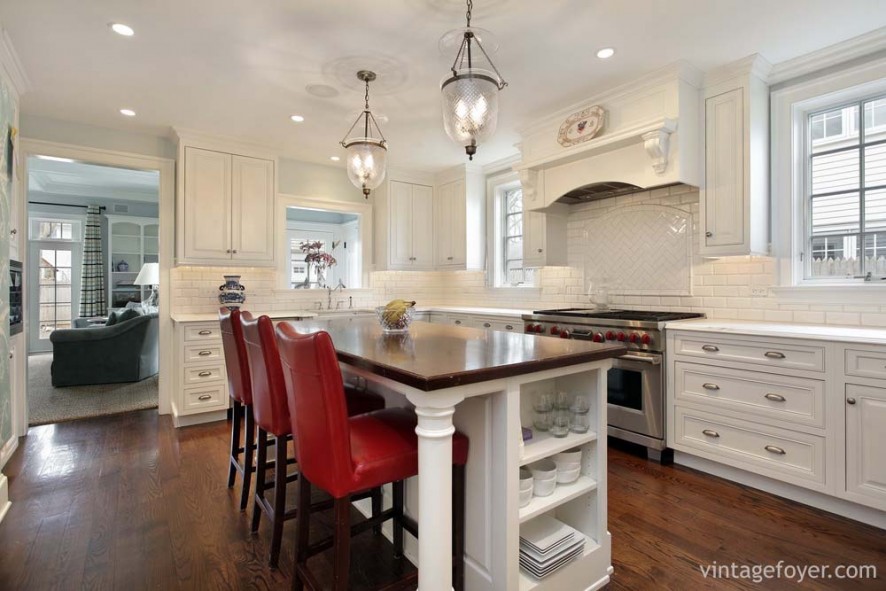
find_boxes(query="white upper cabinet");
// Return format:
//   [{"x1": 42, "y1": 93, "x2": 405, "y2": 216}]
[
  {"x1": 175, "y1": 133, "x2": 277, "y2": 266},
  {"x1": 433, "y1": 165, "x2": 484, "y2": 270},
  {"x1": 523, "y1": 207, "x2": 568, "y2": 268},
  {"x1": 379, "y1": 179, "x2": 435, "y2": 270},
  {"x1": 700, "y1": 55, "x2": 771, "y2": 257},
  {"x1": 434, "y1": 179, "x2": 464, "y2": 267}
]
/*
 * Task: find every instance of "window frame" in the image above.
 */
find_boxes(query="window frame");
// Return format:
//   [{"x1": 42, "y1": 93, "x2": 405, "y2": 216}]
[
  {"x1": 772, "y1": 55, "x2": 886, "y2": 299},
  {"x1": 486, "y1": 171, "x2": 537, "y2": 288}
]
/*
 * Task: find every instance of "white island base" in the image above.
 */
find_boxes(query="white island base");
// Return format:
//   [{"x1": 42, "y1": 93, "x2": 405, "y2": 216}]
[{"x1": 347, "y1": 359, "x2": 613, "y2": 591}]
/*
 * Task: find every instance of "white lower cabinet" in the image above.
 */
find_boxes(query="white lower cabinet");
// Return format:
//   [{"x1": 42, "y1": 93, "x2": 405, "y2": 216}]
[
  {"x1": 668, "y1": 328, "x2": 886, "y2": 516},
  {"x1": 429, "y1": 311, "x2": 523, "y2": 333},
  {"x1": 172, "y1": 320, "x2": 229, "y2": 425},
  {"x1": 844, "y1": 383, "x2": 886, "y2": 510}
]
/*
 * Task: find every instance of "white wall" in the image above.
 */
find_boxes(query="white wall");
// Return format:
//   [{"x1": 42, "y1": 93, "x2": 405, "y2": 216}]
[{"x1": 20, "y1": 114, "x2": 176, "y2": 160}]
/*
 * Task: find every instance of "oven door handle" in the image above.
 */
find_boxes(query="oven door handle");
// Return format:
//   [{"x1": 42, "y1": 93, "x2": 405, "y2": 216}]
[{"x1": 618, "y1": 354, "x2": 662, "y2": 365}]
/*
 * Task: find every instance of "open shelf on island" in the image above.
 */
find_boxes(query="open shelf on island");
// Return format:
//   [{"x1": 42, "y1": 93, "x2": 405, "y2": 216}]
[
  {"x1": 518, "y1": 531, "x2": 601, "y2": 591},
  {"x1": 521, "y1": 430, "x2": 597, "y2": 465},
  {"x1": 519, "y1": 476, "x2": 598, "y2": 523}
]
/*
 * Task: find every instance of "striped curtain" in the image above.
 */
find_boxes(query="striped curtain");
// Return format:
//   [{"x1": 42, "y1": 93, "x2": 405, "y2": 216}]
[{"x1": 79, "y1": 205, "x2": 106, "y2": 317}]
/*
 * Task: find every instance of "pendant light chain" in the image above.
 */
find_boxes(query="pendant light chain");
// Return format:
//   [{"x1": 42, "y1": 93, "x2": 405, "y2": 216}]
[{"x1": 466, "y1": 0, "x2": 472, "y2": 27}]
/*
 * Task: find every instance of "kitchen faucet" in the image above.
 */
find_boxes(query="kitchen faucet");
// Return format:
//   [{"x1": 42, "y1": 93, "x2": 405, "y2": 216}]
[{"x1": 327, "y1": 280, "x2": 345, "y2": 309}]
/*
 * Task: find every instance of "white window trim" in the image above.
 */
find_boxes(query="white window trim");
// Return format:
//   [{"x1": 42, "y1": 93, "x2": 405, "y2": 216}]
[
  {"x1": 771, "y1": 55, "x2": 886, "y2": 302},
  {"x1": 28, "y1": 213, "x2": 84, "y2": 242},
  {"x1": 485, "y1": 171, "x2": 538, "y2": 289}
]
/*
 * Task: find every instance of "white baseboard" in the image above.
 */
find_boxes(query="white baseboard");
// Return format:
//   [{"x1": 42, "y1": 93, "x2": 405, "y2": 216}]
[
  {"x1": 675, "y1": 452, "x2": 886, "y2": 530},
  {"x1": 0, "y1": 436, "x2": 19, "y2": 470},
  {"x1": 172, "y1": 410, "x2": 227, "y2": 428},
  {"x1": 0, "y1": 474, "x2": 11, "y2": 525}
]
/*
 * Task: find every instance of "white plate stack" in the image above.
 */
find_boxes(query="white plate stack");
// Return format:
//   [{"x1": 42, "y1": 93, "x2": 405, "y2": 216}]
[{"x1": 519, "y1": 515, "x2": 586, "y2": 579}]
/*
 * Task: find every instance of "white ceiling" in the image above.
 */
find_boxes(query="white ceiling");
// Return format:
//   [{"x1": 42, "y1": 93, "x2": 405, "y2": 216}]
[
  {"x1": 28, "y1": 157, "x2": 159, "y2": 202},
  {"x1": 3, "y1": 1, "x2": 886, "y2": 172}
]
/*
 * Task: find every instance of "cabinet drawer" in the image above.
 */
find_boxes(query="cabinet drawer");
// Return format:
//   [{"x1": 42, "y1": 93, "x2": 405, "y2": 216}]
[
  {"x1": 183, "y1": 364, "x2": 225, "y2": 386},
  {"x1": 475, "y1": 317, "x2": 521, "y2": 332},
  {"x1": 845, "y1": 348, "x2": 886, "y2": 381},
  {"x1": 183, "y1": 383, "x2": 227, "y2": 411},
  {"x1": 448, "y1": 315, "x2": 475, "y2": 328},
  {"x1": 184, "y1": 324, "x2": 222, "y2": 342},
  {"x1": 674, "y1": 407, "x2": 825, "y2": 485},
  {"x1": 674, "y1": 334, "x2": 825, "y2": 373},
  {"x1": 184, "y1": 343, "x2": 224, "y2": 363},
  {"x1": 674, "y1": 362, "x2": 825, "y2": 428}
]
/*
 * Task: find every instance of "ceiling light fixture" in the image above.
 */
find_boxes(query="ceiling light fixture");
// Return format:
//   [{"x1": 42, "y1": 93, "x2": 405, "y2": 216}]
[
  {"x1": 119, "y1": 108, "x2": 136, "y2": 117},
  {"x1": 290, "y1": 114, "x2": 305, "y2": 123},
  {"x1": 110, "y1": 23, "x2": 135, "y2": 37},
  {"x1": 596, "y1": 47, "x2": 615, "y2": 59},
  {"x1": 340, "y1": 70, "x2": 387, "y2": 199},
  {"x1": 440, "y1": 0, "x2": 507, "y2": 161},
  {"x1": 329, "y1": 156, "x2": 341, "y2": 162}
]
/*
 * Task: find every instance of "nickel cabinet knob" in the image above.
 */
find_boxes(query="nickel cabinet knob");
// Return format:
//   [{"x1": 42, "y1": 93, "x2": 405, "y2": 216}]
[
  {"x1": 847, "y1": 397, "x2": 857, "y2": 405},
  {"x1": 705, "y1": 231, "x2": 713, "y2": 237}
]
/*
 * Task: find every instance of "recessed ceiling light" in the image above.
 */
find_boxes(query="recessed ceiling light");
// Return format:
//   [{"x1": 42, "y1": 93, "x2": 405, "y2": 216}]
[
  {"x1": 36, "y1": 155, "x2": 75, "y2": 163},
  {"x1": 290, "y1": 114, "x2": 305, "y2": 123},
  {"x1": 596, "y1": 47, "x2": 615, "y2": 59},
  {"x1": 110, "y1": 23, "x2": 135, "y2": 37},
  {"x1": 119, "y1": 108, "x2": 136, "y2": 117},
  {"x1": 329, "y1": 156, "x2": 340, "y2": 162}
]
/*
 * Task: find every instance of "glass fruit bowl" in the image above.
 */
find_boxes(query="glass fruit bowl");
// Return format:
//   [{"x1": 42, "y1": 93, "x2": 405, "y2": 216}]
[{"x1": 375, "y1": 305, "x2": 415, "y2": 333}]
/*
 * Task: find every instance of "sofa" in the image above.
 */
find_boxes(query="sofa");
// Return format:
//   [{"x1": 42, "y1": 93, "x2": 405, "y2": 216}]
[{"x1": 50, "y1": 311, "x2": 159, "y2": 387}]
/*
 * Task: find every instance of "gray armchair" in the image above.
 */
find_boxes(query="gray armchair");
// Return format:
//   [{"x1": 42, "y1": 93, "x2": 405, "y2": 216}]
[{"x1": 50, "y1": 312, "x2": 159, "y2": 387}]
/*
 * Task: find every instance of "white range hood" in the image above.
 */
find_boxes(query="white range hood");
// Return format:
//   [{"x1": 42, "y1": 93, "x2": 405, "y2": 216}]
[{"x1": 514, "y1": 62, "x2": 703, "y2": 211}]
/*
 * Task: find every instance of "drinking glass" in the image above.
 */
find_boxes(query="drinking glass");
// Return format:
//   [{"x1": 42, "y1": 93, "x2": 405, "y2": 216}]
[
  {"x1": 550, "y1": 411, "x2": 570, "y2": 437},
  {"x1": 571, "y1": 395, "x2": 590, "y2": 414},
  {"x1": 570, "y1": 410, "x2": 591, "y2": 433},
  {"x1": 533, "y1": 409, "x2": 551, "y2": 432},
  {"x1": 555, "y1": 391, "x2": 572, "y2": 411},
  {"x1": 534, "y1": 392, "x2": 554, "y2": 412}
]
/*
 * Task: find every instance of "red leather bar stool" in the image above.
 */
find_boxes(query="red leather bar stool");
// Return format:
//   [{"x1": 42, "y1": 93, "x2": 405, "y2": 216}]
[
  {"x1": 219, "y1": 307, "x2": 256, "y2": 511},
  {"x1": 275, "y1": 324, "x2": 469, "y2": 591},
  {"x1": 242, "y1": 314, "x2": 387, "y2": 567}
]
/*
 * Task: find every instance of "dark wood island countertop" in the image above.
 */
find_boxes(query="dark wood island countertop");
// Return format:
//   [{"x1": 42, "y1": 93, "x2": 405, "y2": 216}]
[{"x1": 284, "y1": 318, "x2": 627, "y2": 391}]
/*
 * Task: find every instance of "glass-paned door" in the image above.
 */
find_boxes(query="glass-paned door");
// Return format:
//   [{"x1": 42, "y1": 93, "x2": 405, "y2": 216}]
[{"x1": 29, "y1": 242, "x2": 81, "y2": 353}]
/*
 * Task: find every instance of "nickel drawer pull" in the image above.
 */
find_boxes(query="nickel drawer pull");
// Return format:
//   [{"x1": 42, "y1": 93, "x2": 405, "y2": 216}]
[
  {"x1": 198, "y1": 329, "x2": 212, "y2": 335},
  {"x1": 764, "y1": 393, "x2": 786, "y2": 402},
  {"x1": 483, "y1": 322, "x2": 492, "y2": 328},
  {"x1": 764, "y1": 445, "x2": 786, "y2": 455},
  {"x1": 702, "y1": 429, "x2": 720, "y2": 438},
  {"x1": 505, "y1": 324, "x2": 514, "y2": 330},
  {"x1": 702, "y1": 383, "x2": 720, "y2": 391},
  {"x1": 764, "y1": 351, "x2": 786, "y2": 359},
  {"x1": 197, "y1": 394, "x2": 213, "y2": 401},
  {"x1": 454, "y1": 320, "x2": 462, "y2": 325},
  {"x1": 198, "y1": 350, "x2": 213, "y2": 356},
  {"x1": 701, "y1": 345, "x2": 719, "y2": 352},
  {"x1": 198, "y1": 371, "x2": 212, "y2": 377}
]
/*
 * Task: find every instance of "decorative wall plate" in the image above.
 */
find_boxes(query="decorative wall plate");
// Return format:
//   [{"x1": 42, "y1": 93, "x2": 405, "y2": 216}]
[{"x1": 557, "y1": 105, "x2": 606, "y2": 147}]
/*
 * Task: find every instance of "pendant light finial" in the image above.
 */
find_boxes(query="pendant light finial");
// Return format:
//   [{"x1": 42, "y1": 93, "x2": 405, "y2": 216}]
[
  {"x1": 340, "y1": 70, "x2": 387, "y2": 199},
  {"x1": 440, "y1": 0, "x2": 507, "y2": 161}
]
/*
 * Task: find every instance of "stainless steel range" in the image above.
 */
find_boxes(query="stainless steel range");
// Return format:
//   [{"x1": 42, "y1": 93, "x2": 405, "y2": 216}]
[{"x1": 522, "y1": 308, "x2": 705, "y2": 461}]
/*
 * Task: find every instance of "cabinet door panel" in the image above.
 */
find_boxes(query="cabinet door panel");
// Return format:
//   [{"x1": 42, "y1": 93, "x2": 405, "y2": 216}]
[
  {"x1": 434, "y1": 183, "x2": 453, "y2": 266},
  {"x1": 522, "y1": 211, "x2": 546, "y2": 268},
  {"x1": 411, "y1": 184, "x2": 434, "y2": 268},
  {"x1": 231, "y1": 155, "x2": 275, "y2": 262},
  {"x1": 845, "y1": 384, "x2": 886, "y2": 509},
  {"x1": 183, "y1": 147, "x2": 232, "y2": 260},
  {"x1": 704, "y1": 88, "x2": 745, "y2": 248},
  {"x1": 450, "y1": 180, "x2": 467, "y2": 266},
  {"x1": 389, "y1": 181, "x2": 414, "y2": 267}
]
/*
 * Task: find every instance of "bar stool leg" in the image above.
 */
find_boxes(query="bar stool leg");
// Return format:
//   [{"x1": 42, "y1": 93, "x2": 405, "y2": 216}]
[
  {"x1": 227, "y1": 400, "x2": 242, "y2": 488},
  {"x1": 392, "y1": 480, "x2": 405, "y2": 558},
  {"x1": 240, "y1": 405, "x2": 255, "y2": 512},
  {"x1": 269, "y1": 435, "x2": 289, "y2": 568},
  {"x1": 452, "y1": 464, "x2": 466, "y2": 591},
  {"x1": 251, "y1": 428, "x2": 268, "y2": 534},
  {"x1": 371, "y1": 486, "x2": 383, "y2": 535},
  {"x1": 292, "y1": 475, "x2": 311, "y2": 591},
  {"x1": 332, "y1": 496, "x2": 352, "y2": 591}
]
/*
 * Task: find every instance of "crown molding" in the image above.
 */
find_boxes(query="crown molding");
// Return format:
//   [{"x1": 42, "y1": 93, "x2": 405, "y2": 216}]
[
  {"x1": 0, "y1": 26, "x2": 29, "y2": 98},
  {"x1": 482, "y1": 152, "x2": 521, "y2": 175},
  {"x1": 769, "y1": 26, "x2": 886, "y2": 85},
  {"x1": 704, "y1": 53, "x2": 773, "y2": 88}
]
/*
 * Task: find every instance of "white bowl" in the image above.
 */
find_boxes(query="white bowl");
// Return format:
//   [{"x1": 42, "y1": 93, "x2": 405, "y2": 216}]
[
  {"x1": 557, "y1": 466, "x2": 581, "y2": 484},
  {"x1": 553, "y1": 448, "x2": 583, "y2": 465},
  {"x1": 520, "y1": 470, "x2": 534, "y2": 492},
  {"x1": 554, "y1": 461, "x2": 581, "y2": 474},
  {"x1": 529, "y1": 459, "x2": 557, "y2": 481},
  {"x1": 533, "y1": 475, "x2": 557, "y2": 497},
  {"x1": 519, "y1": 487, "x2": 533, "y2": 508}
]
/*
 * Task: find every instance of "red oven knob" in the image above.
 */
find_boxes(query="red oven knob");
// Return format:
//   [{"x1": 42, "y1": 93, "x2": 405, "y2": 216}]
[
  {"x1": 616, "y1": 332, "x2": 626, "y2": 341},
  {"x1": 629, "y1": 333, "x2": 640, "y2": 343},
  {"x1": 550, "y1": 325, "x2": 561, "y2": 335},
  {"x1": 524, "y1": 324, "x2": 533, "y2": 333},
  {"x1": 559, "y1": 330, "x2": 570, "y2": 339},
  {"x1": 641, "y1": 333, "x2": 652, "y2": 345},
  {"x1": 605, "y1": 331, "x2": 616, "y2": 340},
  {"x1": 592, "y1": 332, "x2": 604, "y2": 343}
]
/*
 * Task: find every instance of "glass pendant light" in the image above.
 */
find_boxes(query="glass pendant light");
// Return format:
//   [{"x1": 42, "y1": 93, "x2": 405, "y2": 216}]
[
  {"x1": 340, "y1": 70, "x2": 387, "y2": 198},
  {"x1": 441, "y1": 0, "x2": 507, "y2": 160}
]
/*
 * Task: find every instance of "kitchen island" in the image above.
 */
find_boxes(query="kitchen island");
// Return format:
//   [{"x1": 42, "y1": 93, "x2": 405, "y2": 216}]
[{"x1": 285, "y1": 318, "x2": 625, "y2": 591}]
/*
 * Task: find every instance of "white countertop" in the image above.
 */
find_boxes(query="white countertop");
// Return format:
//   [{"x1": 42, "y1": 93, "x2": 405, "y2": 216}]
[
  {"x1": 171, "y1": 305, "x2": 530, "y2": 324},
  {"x1": 171, "y1": 310, "x2": 320, "y2": 323},
  {"x1": 664, "y1": 318, "x2": 886, "y2": 345}
]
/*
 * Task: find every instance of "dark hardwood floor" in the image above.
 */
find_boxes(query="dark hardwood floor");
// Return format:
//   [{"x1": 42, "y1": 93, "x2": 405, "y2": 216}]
[{"x1": 0, "y1": 410, "x2": 882, "y2": 590}]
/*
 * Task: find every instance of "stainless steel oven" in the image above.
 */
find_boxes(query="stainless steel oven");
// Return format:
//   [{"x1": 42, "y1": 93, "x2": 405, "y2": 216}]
[{"x1": 606, "y1": 351, "x2": 663, "y2": 453}]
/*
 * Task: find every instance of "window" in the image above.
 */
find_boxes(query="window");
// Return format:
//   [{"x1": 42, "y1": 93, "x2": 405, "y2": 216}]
[
  {"x1": 805, "y1": 93, "x2": 886, "y2": 279},
  {"x1": 29, "y1": 218, "x2": 81, "y2": 241},
  {"x1": 489, "y1": 176, "x2": 536, "y2": 287}
]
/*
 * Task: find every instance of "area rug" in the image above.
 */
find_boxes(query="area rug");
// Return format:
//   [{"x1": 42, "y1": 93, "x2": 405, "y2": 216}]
[{"x1": 28, "y1": 353, "x2": 159, "y2": 426}]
